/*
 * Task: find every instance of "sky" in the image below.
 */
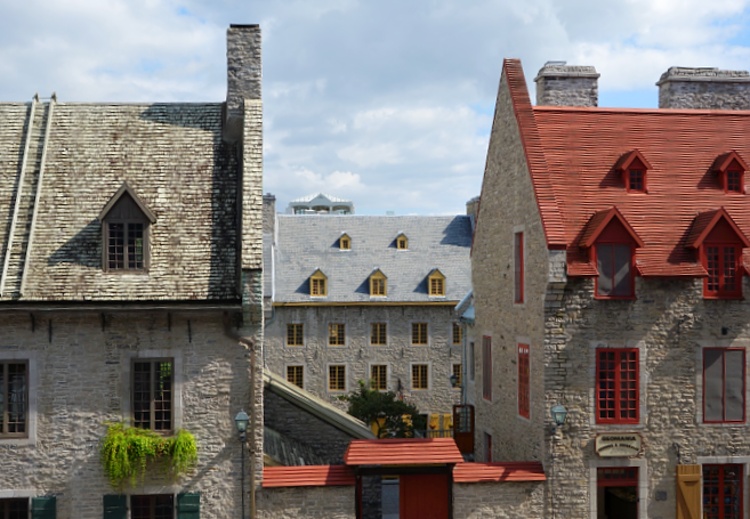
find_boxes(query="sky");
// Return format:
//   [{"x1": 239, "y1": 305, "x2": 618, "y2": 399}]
[{"x1": 2, "y1": 1, "x2": 750, "y2": 215}]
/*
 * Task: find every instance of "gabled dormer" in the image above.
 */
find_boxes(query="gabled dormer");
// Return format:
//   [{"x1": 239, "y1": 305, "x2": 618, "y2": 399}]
[
  {"x1": 98, "y1": 182, "x2": 156, "y2": 272},
  {"x1": 309, "y1": 269, "x2": 328, "y2": 297},
  {"x1": 369, "y1": 268, "x2": 387, "y2": 297},
  {"x1": 339, "y1": 233, "x2": 351, "y2": 251},
  {"x1": 580, "y1": 207, "x2": 644, "y2": 299},
  {"x1": 711, "y1": 151, "x2": 748, "y2": 194},
  {"x1": 615, "y1": 150, "x2": 652, "y2": 193},
  {"x1": 427, "y1": 268, "x2": 446, "y2": 297},
  {"x1": 395, "y1": 233, "x2": 409, "y2": 250},
  {"x1": 686, "y1": 207, "x2": 750, "y2": 299}
]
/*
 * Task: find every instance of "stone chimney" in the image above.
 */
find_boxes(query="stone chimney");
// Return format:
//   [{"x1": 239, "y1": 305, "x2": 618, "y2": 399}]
[
  {"x1": 656, "y1": 67, "x2": 750, "y2": 109},
  {"x1": 262, "y1": 193, "x2": 276, "y2": 234},
  {"x1": 534, "y1": 61, "x2": 600, "y2": 107},
  {"x1": 465, "y1": 196, "x2": 480, "y2": 234},
  {"x1": 225, "y1": 24, "x2": 262, "y2": 142}
]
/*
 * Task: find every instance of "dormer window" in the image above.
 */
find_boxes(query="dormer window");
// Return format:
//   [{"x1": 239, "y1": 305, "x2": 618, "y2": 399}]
[
  {"x1": 396, "y1": 233, "x2": 408, "y2": 250},
  {"x1": 687, "y1": 208, "x2": 750, "y2": 299},
  {"x1": 712, "y1": 151, "x2": 747, "y2": 194},
  {"x1": 615, "y1": 150, "x2": 651, "y2": 194},
  {"x1": 98, "y1": 183, "x2": 156, "y2": 272},
  {"x1": 339, "y1": 233, "x2": 351, "y2": 250},
  {"x1": 428, "y1": 269, "x2": 446, "y2": 297},
  {"x1": 369, "y1": 269, "x2": 387, "y2": 297},
  {"x1": 580, "y1": 208, "x2": 644, "y2": 299},
  {"x1": 310, "y1": 269, "x2": 328, "y2": 297}
]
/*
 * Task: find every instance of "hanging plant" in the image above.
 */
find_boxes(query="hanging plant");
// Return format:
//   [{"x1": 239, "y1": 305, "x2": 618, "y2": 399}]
[{"x1": 100, "y1": 423, "x2": 198, "y2": 489}]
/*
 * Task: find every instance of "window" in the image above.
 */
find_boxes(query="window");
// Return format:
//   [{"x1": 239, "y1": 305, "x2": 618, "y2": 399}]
[
  {"x1": 411, "y1": 364, "x2": 428, "y2": 390},
  {"x1": 310, "y1": 270, "x2": 328, "y2": 297},
  {"x1": 704, "y1": 465, "x2": 743, "y2": 518},
  {"x1": 104, "y1": 493, "x2": 199, "y2": 519},
  {"x1": 428, "y1": 269, "x2": 445, "y2": 296},
  {"x1": 100, "y1": 185, "x2": 155, "y2": 272},
  {"x1": 452, "y1": 323, "x2": 462, "y2": 345},
  {"x1": 518, "y1": 344, "x2": 530, "y2": 419},
  {"x1": 616, "y1": 149, "x2": 651, "y2": 194},
  {"x1": 596, "y1": 348, "x2": 639, "y2": 424},
  {"x1": 0, "y1": 361, "x2": 27, "y2": 438},
  {"x1": 595, "y1": 243, "x2": 634, "y2": 298},
  {"x1": 286, "y1": 323, "x2": 303, "y2": 346},
  {"x1": 452, "y1": 363, "x2": 462, "y2": 389},
  {"x1": 411, "y1": 323, "x2": 428, "y2": 345},
  {"x1": 628, "y1": 169, "x2": 645, "y2": 192},
  {"x1": 396, "y1": 233, "x2": 408, "y2": 250},
  {"x1": 371, "y1": 323, "x2": 387, "y2": 345},
  {"x1": 370, "y1": 365, "x2": 387, "y2": 391},
  {"x1": 131, "y1": 495, "x2": 174, "y2": 519},
  {"x1": 287, "y1": 365, "x2": 304, "y2": 388},
  {"x1": 703, "y1": 244, "x2": 741, "y2": 299},
  {"x1": 133, "y1": 359, "x2": 173, "y2": 431},
  {"x1": 370, "y1": 270, "x2": 387, "y2": 296},
  {"x1": 514, "y1": 232, "x2": 524, "y2": 303},
  {"x1": 328, "y1": 365, "x2": 346, "y2": 391},
  {"x1": 339, "y1": 233, "x2": 351, "y2": 250},
  {"x1": 726, "y1": 169, "x2": 743, "y2": 193},
  {"x1": 328, "y1": 323, "x2": 345, "y2": 346},
  {"x1": 469, "y1": 341, "x2": 475, "y2": 381},
  {"x1": 484, "y1": 432, "x2": 492, "y2": 462},
  {"x1": 482, "y1": 336, "x2": 492, "y2": 401},
  {"x1": 703, "y1": 348, "x2": 745, "y2": 423},
  {"x1": 0, "y1": 498, "x2": 27, "y2": 519}
]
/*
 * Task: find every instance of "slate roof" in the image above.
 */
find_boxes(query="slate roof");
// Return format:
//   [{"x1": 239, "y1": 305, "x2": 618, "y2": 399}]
[
  {"x1": 271, "y1": 215, "x2": 472, "y2": 303},
  {"x1": 504, "y1": 58, "x2": 750, "y2": 276},
  {"x1": 0, "y1": 100, "x2": 249, "y2": 302}
]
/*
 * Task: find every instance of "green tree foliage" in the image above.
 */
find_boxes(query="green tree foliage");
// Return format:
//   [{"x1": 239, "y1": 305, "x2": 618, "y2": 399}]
[{"x1": 340, "y1": 381, "x2": 426, "y2": 438}]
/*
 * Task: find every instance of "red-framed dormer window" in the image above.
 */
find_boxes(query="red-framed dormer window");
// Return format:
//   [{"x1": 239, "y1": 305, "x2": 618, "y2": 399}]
[
  {"x1": 712, "y1": 151, "x2": 747, "y2": 194},
  {"x1": 628, "y1": 169, "x2": 645, "y2": 192},
  {"x1": 703, "y1": 243, "x2": 742, "y2": 299},
  {"x1": 726, "y1": 169, "x2": 743, "y2": 193},
  {"x1": 616, "y1": 150, "x2": 651, "y2": 194}
]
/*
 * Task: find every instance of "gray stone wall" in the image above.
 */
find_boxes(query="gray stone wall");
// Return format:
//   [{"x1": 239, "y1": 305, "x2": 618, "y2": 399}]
[
  {"x1": 534, "y1": 63, "x2": 599, "y2": 107},
  {"x1": 265, "y1": 305, "x2": 462, "y2": 416},
  {"x1": 0, "y1": 310, "x2": 255, "y2": 519},
  {"x1": 256, "y1": 486, "x2": 356, "y2": 519},
  {"x1": 657, "y1": 66, "x2": 750, "y2": 109},
  {"x1": 453, "y1": 481, "x2": 545, "y2": 518}
]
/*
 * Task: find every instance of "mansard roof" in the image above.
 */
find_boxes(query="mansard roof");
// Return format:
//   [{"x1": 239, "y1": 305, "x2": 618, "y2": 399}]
[
  {"x1": 271, "y1": 215, "x2": 472, "y2": 303},
  {"x1": 503, "y1": 58, "x2": 750, "y2": 276}
]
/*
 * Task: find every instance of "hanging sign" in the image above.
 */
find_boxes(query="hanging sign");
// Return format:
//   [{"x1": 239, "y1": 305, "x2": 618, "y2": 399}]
[{"x1": 595, "y1": 433, "x2": 641, "y2": 457}]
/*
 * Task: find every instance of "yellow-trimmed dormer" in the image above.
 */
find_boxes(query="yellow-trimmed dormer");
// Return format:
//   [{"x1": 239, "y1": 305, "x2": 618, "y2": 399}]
[
  {"x1": 428, "y1": 269, "x2": 446, "y2": 296},
  {"x1": 310, "y1": 269, "x2": 328, "y2": 297},
  {"x1": 339, "y1": 233, "x2": 351, "y2": 250},
  {"x1": 370, "y1": 269, "x2": 387, "y2": 297},
  {"x1": 396, "y1": 232, "x2": 409, "y2": 250}
]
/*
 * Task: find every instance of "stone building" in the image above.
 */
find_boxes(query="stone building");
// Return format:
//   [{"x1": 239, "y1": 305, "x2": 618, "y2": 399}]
[
  {"x1": 263, "y1": 199, "x2": 472, "y2": 426},
  {"x1": 0, "y1": 25, "x2": 263, "y2": 519},
  {"x1": 471, "y1": 59, "x2": 750, "y2": 518}
]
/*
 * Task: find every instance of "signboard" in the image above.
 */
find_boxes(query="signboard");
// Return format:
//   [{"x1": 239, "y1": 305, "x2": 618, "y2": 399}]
[{"x1": 595, "y1": 433, "x2": 641, "y2": 457}]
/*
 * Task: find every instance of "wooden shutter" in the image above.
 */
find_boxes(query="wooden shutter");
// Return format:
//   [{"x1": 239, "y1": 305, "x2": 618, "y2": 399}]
[
  {"x1": 676, "y1": 465, "x2": 701, "y2": 519},
  {"x1": 31, "y1": 496, "x2": 56, "y2": 519},
  {"x1": 177, "y1": 492, "x2": 201, "y2": 519},
  {"x1": 102, "y1": 495, "x2": 127, "y2": 519}
]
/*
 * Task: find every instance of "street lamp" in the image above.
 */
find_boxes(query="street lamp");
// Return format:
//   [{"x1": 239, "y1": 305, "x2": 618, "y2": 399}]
[
  {"x1": 550, "y1": 404, "x2": 568, "y2": 429},
  {"x1": 235, "y1": 410, "x2": 249, "y2": 519}
]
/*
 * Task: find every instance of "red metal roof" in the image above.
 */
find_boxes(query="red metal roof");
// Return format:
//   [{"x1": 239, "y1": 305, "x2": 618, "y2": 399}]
[
  {"x1": 344, "y1": 438, "x2": 463, "y2": 466},
  {"x1": 453, "y1": 462, "x2": 546, "y2": 483},
  {"x1": 504, "y1": 59, "x2": 750, "y2": 276},
  {"x1": 262, "y1": 465, "x2": 355, "y2": 488}
]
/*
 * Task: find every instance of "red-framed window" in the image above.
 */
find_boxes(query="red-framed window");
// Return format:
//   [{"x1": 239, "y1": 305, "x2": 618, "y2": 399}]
[
  {"x1": 725, "y1": 169, "x2": 744, "y2": 194},
  {"x1": 595, "y1": 243, "x2": 635, "y2": 299},
  {"x1": 703, "y1": 464, "x2": 743, "y2": 519},
  {"x1": 596, "y1": 348, "x2": 639, "y2": 424},
  {"x1": 484, "y1": 432, "x2": 492, "y2": 462},
  {"x1": 482, "y1": 336, "x2": 492, "y2": 401},
  {"x1": 703, "y1": 348, "x2": 745, "y2": 423},
  {"x1": 627, "y1": 169, "x2": 645, "y2": 193},
  {"x1": 514, "y1": 232, "x2": 524, "y2": 303},
  {"x1": 518, "y1": 344, "x2": 530, "y2": 419},
  {"x1": 702, "y1": 244, "x2": 742, "y2": 299}
]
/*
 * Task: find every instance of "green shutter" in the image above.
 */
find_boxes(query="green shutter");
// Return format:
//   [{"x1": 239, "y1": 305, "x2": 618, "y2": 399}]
[
  {"x1": 103, "y1": 495, "x2": 127, "y2": 519},
  {"x1": 177, "y1": 492, "x2": 200, "y2": 519},
  {"x1": 31, "y1": 496, "x2": 56, "y2": 519}
]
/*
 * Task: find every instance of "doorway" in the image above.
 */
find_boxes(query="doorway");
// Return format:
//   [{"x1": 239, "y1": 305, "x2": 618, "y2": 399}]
[{"x1": 597, "y1": 467, "x2": 638, "y2": 519}]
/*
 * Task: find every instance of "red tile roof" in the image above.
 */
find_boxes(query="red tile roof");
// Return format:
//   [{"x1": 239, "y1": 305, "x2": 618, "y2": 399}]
[
  {"x1": 453, "y1": 462, "x2": 546, "y2": 483},
  {"x1": 262, "y1": 465, "x2": 355, "y2": 488},
  {"x1": 344, "y1": 438, "x2": 463, "y2": 466},
  {"x1": 504, "y1": 59, "x2": 750, "y2": 276}
]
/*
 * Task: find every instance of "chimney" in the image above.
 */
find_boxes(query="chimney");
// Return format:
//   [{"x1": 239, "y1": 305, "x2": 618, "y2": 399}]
[
  {"x1": 465, "y1": 196, "x2": 480, "y2": 234},
  {"x1": 534, "y1": 61, "x2": 600, "y2": 107},
  {"x1": 657, "y1": 67, "x2": 750, "y2": 109},
  {"x1": 262, "y1": 193, "x2": 276, "y2": 234},
  {"x1": 225, "y1": 24, "x2": 262, "y2": 142}
]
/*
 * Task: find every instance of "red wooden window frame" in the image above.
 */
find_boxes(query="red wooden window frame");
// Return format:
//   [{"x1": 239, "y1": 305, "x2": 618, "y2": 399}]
[
  {"x1": 514, "y1": 232, "x2": 524, "y2": 303},
  {"x1": 482, "y1": 336, "x2": 492, "y2": 401},
  {"x1": 626, "y1": 169, "x2": 646, "y2": 193},
  {"x1": 594, "y1": 243, "x2": 635, "y2": 299},
  {"x1": 703, "y1": 348, "x2": 745, "y2": 423},
  {"x1": 518, "y1": 344, "x2": 530, "y2": 419},
  {"x1": 596, "y1": 348, "x2": 639, "y2": 424},
  {"x1": 724, "y1": 169, "x2": 744, "y2": 194},
  {"x1": 702, "y1": 244, "x2": 742, "y2": 299},
  {"x1": 703, "y1": 464, "x2": 743, "y2": 519}
]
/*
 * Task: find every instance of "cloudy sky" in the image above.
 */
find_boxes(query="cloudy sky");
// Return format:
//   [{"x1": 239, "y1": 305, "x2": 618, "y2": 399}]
[{"x1": 2, "y1": 1, "x2": 750, "y2": 215}]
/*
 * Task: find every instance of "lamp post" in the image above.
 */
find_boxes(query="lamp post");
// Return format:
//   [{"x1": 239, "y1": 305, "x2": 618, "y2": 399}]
[{"x1": 235, "y1": 410, "x2": 249, "y2": 519}]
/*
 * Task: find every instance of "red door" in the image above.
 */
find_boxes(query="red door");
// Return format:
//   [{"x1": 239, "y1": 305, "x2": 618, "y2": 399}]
[{"x1": 399, "y1": 473, "x2": 450, "y2": 519}]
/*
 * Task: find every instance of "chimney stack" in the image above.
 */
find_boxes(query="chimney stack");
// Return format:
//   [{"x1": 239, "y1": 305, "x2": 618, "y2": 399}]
[
  {"x1": 657, "y1": 67, "x2": 750, "y2": 110},
  {"x1": 262, "y1": 193, "x2": 276, "y2": 234},
  {"x1": 534, "y1": 61, "x2": 600, "y2": 107},
  {"x1": 225, "y1": 24, "x2": 262, "y2": 142}
]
